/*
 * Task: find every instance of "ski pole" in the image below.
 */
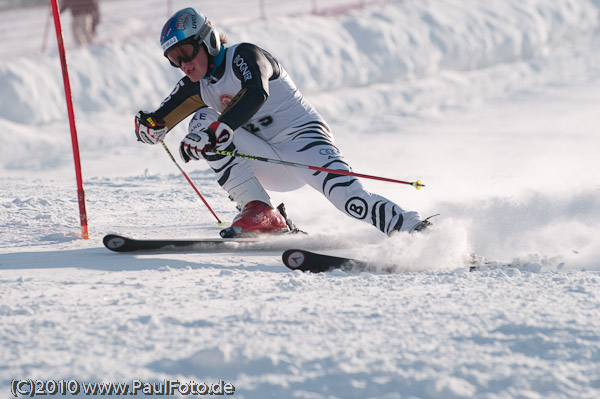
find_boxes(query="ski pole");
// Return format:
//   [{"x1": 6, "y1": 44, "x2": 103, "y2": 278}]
[
  {"x1": 212, "y1": 149, "x2": 425, "y2": 189},
  {"x1": 161, "y1": 141, "x2": 226, "y2": 225}
]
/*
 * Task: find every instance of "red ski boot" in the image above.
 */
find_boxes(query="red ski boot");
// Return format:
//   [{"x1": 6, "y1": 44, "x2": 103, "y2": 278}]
[{"x1": 220, "y1": 200, "x2": 288, "y2": 238}]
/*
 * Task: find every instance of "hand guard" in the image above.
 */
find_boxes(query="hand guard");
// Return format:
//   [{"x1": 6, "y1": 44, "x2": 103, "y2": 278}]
[
  {"x1": 208, "y1": 121, "x2": 234, "y2": 148},
  {"x1": 134, "y1": 111, "x2": 168, "y2": 144},
  {"x1": 179, "y1": 121, "x2": 233, "y2": 163}
]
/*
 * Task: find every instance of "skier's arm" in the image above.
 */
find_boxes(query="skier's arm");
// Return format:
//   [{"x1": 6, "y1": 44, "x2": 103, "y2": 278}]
[
  {"x1": 135, "y1": 77, "x2": 206, "y2": 144},
  {"x1": 218, "y1": 43, "x2": 280, "y2": 130},
  {"x1": 154, "y1": 76, "x2": 207, "y2": 130}
]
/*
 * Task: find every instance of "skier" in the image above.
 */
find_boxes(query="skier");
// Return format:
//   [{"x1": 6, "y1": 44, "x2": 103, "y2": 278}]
[
  {"x1": 135, "y1": 8, "x2": 429, "y2": 237},
  {"x1": 59, "y1": 0, "x2": 100, "y2": 47}
]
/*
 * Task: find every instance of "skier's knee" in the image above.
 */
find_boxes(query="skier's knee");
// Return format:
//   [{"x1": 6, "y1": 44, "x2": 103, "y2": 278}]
[{"x1": 189, "y1": 108, "x2": 220, "y2": 135}]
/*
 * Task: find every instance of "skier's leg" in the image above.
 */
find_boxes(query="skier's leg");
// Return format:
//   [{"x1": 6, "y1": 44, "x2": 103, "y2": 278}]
[
  {"x1": 271, "y1": 123, "x2": 422, "y2": 234},
  {"x1": 82, "y1": 13, "x2": 95, "y2": 45},
  {"x1": 188, "y1": 109, "x2": 293, "y2": 235},
  {"x1": 71, "y1": 14, "x2": 86, "y2": 46},
  {"x1": 190, "y1": 108, "x2": 304, "y2": 196}
]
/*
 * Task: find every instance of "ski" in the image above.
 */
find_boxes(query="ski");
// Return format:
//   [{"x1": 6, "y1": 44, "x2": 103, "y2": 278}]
[
  {"x1": 282, "y1": 249, "x2": 369, "y2": 273},
  {"x1": 103, "y1": 231, "x2": 363, "y2": 254},
  {"x1": 281, "y1": 249, "x2": 517, "y2": 274},
  {"x1": 103, "y1": 234, "x2": 264, "y2": 253}
]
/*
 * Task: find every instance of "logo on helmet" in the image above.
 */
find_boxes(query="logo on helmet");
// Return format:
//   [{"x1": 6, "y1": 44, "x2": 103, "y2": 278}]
[
  {"x1": 176, "y1": 13, "x2": 190, "y2": 30},
  {"x1": 161, "y1": 36, "x2": 178, "y2": 51}
]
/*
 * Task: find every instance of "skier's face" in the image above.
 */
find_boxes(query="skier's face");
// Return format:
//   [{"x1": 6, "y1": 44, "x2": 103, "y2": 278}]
[{"x1": 180, "y1": 45, "x2": 208, "y2": 82}]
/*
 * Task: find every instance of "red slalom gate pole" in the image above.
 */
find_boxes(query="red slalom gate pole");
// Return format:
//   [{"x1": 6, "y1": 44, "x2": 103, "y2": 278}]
[{"x1": 50, "y1": 0, "x2": 90, "y2": 239}]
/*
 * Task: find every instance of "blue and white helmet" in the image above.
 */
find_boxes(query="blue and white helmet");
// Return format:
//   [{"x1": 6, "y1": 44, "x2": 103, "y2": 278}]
[{"x1": 160, "y1": 8, "x2": 221, "y2": 57}]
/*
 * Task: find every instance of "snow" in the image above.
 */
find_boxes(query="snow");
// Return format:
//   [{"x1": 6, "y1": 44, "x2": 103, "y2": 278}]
[{"x1": 2, "y1": 0, "x2": 600, "y2": 398}]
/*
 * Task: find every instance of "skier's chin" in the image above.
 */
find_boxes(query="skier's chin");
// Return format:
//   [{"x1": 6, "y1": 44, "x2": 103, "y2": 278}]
[{"x1": 185, "y1": 71, "x2": 203, "y2": 82}]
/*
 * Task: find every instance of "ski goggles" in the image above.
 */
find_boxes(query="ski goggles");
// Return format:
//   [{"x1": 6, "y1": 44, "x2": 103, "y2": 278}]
[{"x1": 165, "y1": 42, "x2": 201, "y2": 68}]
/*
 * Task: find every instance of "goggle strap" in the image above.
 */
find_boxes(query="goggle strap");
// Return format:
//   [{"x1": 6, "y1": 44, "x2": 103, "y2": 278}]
[{"x1": 194, "y1": 16, "x2": 212, "y2": 43}]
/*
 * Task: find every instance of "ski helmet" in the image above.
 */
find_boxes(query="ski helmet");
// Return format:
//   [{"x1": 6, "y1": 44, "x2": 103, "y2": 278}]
[{"x1": 160, "y1": 8, "x2": 221, "y2": 58}]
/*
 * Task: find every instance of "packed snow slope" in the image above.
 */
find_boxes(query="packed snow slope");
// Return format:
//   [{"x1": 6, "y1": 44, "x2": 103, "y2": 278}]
[{"x1": 2, "y1": 0, "x2": 600, "y2": 398}]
